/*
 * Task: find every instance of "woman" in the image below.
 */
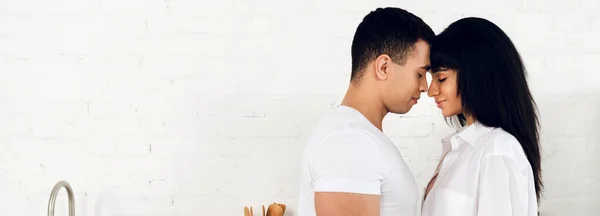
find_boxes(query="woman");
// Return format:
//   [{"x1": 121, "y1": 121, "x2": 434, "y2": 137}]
[{"x1": 421, "y1": 17, "x2": 543, "y2": 216}]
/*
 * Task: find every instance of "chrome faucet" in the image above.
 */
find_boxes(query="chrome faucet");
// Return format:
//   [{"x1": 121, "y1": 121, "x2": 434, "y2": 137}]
[{"x1": 47, "y1": 180, "x2": 75, "y2": 216}]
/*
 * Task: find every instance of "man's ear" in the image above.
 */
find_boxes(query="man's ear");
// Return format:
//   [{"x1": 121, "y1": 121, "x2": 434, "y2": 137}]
[{"x1": 374, "y1": 54, "x2": 391, "y2": 80}]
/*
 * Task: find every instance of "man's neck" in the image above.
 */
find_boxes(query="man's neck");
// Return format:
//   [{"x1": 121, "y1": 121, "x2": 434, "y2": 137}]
[{"x1": 340, "y1": 83, "x2": 388, "y2": 131}]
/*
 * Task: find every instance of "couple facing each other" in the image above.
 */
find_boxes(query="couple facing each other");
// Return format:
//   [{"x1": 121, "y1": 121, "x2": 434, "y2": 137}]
[{"x1": 298, "y1": 7, "x2": 542, "y2": 216}]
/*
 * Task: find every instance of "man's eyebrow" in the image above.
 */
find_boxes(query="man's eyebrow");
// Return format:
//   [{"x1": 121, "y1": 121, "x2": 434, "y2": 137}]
[{"x1": 421, "y1": 65, "x2": 431, "y2": 71}]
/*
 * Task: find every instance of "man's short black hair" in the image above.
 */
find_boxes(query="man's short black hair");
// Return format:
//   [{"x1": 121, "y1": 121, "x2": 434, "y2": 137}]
[{"x1": 351, "y1": 7, "x2": 435, "y2": 81}]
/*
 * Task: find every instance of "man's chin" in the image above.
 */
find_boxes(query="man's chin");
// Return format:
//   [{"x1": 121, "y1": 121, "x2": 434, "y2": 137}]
[{"x1": 389, "y1": 107, "x2": 410, "y2": 115}]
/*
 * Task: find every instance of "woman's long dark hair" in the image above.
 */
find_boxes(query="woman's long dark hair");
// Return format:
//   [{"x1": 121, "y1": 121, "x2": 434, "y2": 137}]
[{"x1": 430, "y1": 17, "x2": 543, "y2": 202}]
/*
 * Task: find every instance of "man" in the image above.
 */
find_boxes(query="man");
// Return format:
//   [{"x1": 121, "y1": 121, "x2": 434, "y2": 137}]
[{"x1": 297, "y1": 7, "x2": 435, "y2": 216}]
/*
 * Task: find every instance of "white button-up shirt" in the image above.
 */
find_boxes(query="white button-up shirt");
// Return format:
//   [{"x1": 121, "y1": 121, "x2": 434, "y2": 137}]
[{"x1": 421, "y1": 121, "x2": 538, "y2": 216}]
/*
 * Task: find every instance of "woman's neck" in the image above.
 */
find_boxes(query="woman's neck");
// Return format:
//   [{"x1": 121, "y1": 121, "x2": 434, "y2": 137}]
[{"x1": 465, "y1": 114, "x2": 476, "y2": 126}]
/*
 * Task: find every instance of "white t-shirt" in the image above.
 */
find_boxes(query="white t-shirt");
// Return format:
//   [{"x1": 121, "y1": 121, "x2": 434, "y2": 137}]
[{"x1": 297, "y1": 105, "x2": 418, "y2": 216}]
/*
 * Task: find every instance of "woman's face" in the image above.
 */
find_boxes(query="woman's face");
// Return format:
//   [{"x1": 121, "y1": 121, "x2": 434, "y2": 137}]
[{"x1": 428, "y1": 68, "x2": 463, "y2": 117}]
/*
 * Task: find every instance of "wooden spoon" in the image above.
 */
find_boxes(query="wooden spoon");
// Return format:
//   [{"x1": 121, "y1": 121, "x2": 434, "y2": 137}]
[
  {"x1": 244, "y1": 206, "x2": 250, "y2": 216},
  {"x1": 277, "y1": 203, "x2": 286, "y2": 213},
  {"x1": 266, "y1": 203, "x2": 284, "y2": 216}
]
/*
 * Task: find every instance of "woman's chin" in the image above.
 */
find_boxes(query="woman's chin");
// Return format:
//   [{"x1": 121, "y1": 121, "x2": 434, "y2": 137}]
[
  {"x1": 441, "y1": 110, "x2": 457, "y2": 117},
  {"x1": 439, "y1": 109, "x2": 449, "y2": 117}
]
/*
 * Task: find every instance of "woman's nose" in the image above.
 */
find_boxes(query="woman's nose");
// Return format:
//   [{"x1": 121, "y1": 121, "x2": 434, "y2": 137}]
[{"x1": 428, "y1": 83, "x2": 439, "y2": 97}]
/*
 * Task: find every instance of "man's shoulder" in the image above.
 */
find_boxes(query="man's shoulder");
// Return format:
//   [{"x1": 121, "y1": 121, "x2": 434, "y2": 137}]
[
  {"x1": 308, "y1": 108, "x2": 362, "y2": 136},
  {"x1": 307, "y1": 127, "x2": 376, "y2": 149},
  {"x1": 304, "y1": 106, "x2": 392, "y2": 157}
]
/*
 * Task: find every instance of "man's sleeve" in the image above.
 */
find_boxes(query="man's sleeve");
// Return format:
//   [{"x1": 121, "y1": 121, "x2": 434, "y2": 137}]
[{"x1": 310, "y1": 132, "x2": 385, "y2": 195}]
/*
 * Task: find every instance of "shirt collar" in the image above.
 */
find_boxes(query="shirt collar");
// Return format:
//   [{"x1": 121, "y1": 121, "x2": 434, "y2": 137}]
[{"x1": 441, "y1": 121, "x2": 495, "y2": 151}]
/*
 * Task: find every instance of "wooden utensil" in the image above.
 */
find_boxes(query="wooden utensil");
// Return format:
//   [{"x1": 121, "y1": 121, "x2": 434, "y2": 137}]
[
  {"x1": 244, "y1": 206, "x2": 250, "y2": 216},
  {"x1": 277, "y1": 203, "x2": 286, "y2": 213},
  {"x1": 266, "y1": 203, "x2": 285, "y2": 216}
]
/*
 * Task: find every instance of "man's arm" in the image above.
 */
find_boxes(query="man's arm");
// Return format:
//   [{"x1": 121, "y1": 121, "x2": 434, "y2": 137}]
[{"x1": 315, "y1": 192, "x2": 380, "y2": 216}]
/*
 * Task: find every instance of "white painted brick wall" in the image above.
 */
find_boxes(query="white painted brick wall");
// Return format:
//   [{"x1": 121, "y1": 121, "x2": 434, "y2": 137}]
[{"x1": 0, "y1": 0, "x2": 598, "y2": 215}]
